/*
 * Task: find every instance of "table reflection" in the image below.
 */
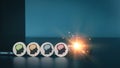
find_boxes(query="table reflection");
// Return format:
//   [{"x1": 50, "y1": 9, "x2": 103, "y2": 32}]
[
  {"x1": 55, "y1": 57, "x2": 68, "y2": 68},
  {"x1": 40, "y1": 57, "x2": 54, "y2": 68},
  {"x1": 13, "y1": 57, "x2": 68, "y2": 68},
  {"x1": 27, "y1": 57, "x2": 40, "y2": 68},
  {"x1": 13, "y1": 57, "x2": 26, "y2": 68}
]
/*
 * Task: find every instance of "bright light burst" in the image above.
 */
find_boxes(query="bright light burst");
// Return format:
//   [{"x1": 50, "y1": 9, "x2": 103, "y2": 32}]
[
  {"x1": 73, "y1": 42, "x2": 81, "y2": 50},
  {"x1": 68, "y1": 35, "x2": 89, "y2": 55}
]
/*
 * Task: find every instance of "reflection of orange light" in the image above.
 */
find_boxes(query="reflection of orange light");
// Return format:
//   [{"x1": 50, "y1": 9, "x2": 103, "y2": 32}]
[{"x1": 68, "y1": 35, "x2": 89, "y2": 55}]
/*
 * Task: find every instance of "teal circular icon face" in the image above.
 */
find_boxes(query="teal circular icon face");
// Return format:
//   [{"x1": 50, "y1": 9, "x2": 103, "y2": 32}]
[
  {"x1": 44, "y1": 44, "x2": 51, "y2": 51},
  {"x1": 54, "y1": 42, "x2": 68, "y2": 57},
  {"x1": 27, "y1": 42, "x2": 40, "y2": 57},
  {"x1": 13, "y1": 42, "x2": 26, "y2": 56},
  {"x1": 41, "y1": 42, "x2": 54, "y2": 57}
]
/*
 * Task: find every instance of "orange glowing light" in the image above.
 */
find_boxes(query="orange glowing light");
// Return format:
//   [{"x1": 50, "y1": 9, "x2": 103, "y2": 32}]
[
  {"x1": 72, "y1": 42, "x2": 83, "y2": 51},
  {"x1": 68, "y1": 35, "x2": 89, "y2": 55},
  {"x1": 73, "y1": 42, "x2": 81, "y2": 49}
]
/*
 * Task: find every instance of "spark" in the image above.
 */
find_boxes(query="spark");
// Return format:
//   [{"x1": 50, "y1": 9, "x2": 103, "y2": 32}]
[{"x1": 68, "y1": 35, "x2": 89, "y2": 55}]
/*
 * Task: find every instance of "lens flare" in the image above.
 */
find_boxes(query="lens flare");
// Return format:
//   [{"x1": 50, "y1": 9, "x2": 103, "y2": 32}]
[
  {"x1": 73, "y1": 42, "x2": 80, "y2": 49},
  {"x1": 68, "y1": 35, "x2": 90, "y2": 55}
]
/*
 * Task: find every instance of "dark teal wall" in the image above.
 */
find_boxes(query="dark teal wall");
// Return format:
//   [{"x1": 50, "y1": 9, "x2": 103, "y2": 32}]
[{"x1": 26, "y1": 0, "x2": 120, "y2": 37}]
